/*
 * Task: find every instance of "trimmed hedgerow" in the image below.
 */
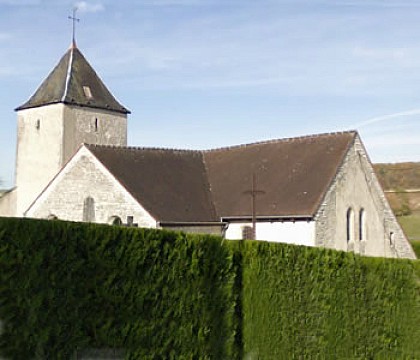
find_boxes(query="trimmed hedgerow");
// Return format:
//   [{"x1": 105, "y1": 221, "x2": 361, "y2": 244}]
[
  {"x1": 0, "y1": 217, "x2": 419, "y2": 359},
  {"x1": 0, "y1": 218, "x2": 238, "y2": 359},
  {"x1": 241, "y1": 240, "x2": 420, "y2": 359}
]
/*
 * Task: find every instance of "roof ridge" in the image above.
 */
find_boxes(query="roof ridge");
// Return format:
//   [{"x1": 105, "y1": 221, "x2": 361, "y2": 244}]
[
  {"x1": 85, "y1": 130, "x2": 357, "y2": 153},
  {"x1": 61, "y1": 47, "x2": 73, "y2": 102},
  {"x1": 84, "y1": 143, "x2": 202, "y2": 153},
  {"x1": 203, "y1": 130, "x2": 358, "y2": 153}
]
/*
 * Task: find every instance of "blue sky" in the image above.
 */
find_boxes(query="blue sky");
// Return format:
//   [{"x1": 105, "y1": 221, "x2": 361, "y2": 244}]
[{"x1": 1, "y1": 0, "x2": 420, "y2": 188}]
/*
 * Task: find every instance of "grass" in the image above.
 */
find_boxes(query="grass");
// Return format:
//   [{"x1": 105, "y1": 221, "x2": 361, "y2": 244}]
[
  {"x1": 398, "y1": 211, "x2": 420, "y2": 241},
  {"x1": 412, "y1": 241, "x2": 420, "y2": 258}
]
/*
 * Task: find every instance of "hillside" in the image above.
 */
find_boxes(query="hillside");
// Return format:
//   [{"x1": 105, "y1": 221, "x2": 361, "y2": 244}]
[
  {"x1": 374, "y1": 162, "x2": 420, "y2": 191},
  {"x1": 374, "y1": 162, "x2": 420, "y2": 241}
]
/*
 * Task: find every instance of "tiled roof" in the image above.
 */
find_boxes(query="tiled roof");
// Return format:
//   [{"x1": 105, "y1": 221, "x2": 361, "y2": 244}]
[
  {"x1": 85, "y1": 131, "x2": 357, "y2": 222},
  {"x1": 87, "y1": 145, "x2": 217, "y2": 222},
  {"x1": 204, "y1": 131, "x2": 356, "y2": 218},
  {"x1": 15, "y1": 45, "x2": 130, "y2": 114}
]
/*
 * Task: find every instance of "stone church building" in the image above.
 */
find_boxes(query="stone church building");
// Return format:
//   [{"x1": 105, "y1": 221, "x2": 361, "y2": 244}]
[{"x1": 0, "y1": 42, "x2": 415, "y2": 259}]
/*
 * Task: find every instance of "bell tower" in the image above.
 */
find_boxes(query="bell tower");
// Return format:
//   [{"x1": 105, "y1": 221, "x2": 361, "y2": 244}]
[{"x1": 14, "y1": 42, "x2": 130, "y2": 216}]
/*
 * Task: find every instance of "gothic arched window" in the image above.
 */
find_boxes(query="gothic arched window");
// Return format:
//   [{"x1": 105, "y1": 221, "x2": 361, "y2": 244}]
[
  {"x1": 359, "y1": 208, "x2": 365, "y2": 241},
  {"x1": 346, "y1": 207, "x2": 354, "y2": 243}
]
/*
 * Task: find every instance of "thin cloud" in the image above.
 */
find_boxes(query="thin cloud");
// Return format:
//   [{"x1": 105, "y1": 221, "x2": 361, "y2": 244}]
[
  {"x1": 74, "y1": 1, "x2": 104, "y2": 13},
  {"x1": 0, "y1": 33, "x2": 12, "y2": 42},
  {"x1": 0, "y1": 0, "x2": 39, "y2": 4},
  {"x1": 316, "y1": 0, "x2": 420, "y2": 7},
  {"x1": 352, "y1": 109, "x2": 420, "y2": 128},
  {"x1": 139, "y1": 0, "x2": 213, "y2": 6}
]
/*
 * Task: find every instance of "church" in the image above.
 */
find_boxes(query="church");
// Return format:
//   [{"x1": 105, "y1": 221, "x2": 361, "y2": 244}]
[{"x1": 0, "y1": 40, "x2": 415, "y2": 259}]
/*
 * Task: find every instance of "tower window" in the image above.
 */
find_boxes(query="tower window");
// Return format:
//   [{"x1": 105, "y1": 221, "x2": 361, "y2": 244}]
[
  {"x1": 94, "y1": 118, "x2": 98, "y2": 132},
  {"x1": 83, "y1": 86, "x2": 93, "y2": 99},
  {"x1": 35, "y1": 119, "x2": 41, "y2": 130}
]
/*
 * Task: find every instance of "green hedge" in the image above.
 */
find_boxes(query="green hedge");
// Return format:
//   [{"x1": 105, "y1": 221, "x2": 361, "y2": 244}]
[
  {"x1": 0, "y1": 217, "x2": 419, "y2": 359},
  {"x1": 0, "y1": 218, "x2": 238, "y2": 359},
  {"x1": 241, "y1": 241, "x2": 420, "y2": 359}
]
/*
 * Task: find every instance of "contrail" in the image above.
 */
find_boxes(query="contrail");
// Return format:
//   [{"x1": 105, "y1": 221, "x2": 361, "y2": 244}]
[{"x1": 351, "y1": 109, "x2": 420, "y2": 129}]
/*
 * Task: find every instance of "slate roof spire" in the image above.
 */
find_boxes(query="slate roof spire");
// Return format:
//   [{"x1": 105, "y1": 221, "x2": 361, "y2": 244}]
[{"x1": 15, "y1": 45, "x2": 130, "y2": 114}]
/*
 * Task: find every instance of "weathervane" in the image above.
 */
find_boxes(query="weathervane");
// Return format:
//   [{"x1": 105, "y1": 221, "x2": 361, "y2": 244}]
[{"x1": 68, "y1": 7, "x2": 80, "y2": 47}]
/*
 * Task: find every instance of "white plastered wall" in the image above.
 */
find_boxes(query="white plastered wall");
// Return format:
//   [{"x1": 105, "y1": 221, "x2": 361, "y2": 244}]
[
  {"x1": 26, "y1": 146, "x2": 156, "y2": 228},
  {"x1": 225, "y1": 220, "x2": 316, "y2": 246},
  {"x1": 15, "y1": 104, "x2": 64, "y2": 216}
]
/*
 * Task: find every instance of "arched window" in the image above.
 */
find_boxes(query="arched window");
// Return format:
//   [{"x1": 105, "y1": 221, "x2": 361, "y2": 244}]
[
  {"x1": 46, "y1": 214, "x2": 58, "y2": 220},
  {"x1": 109, "y1": 216, "x2": 122, "y2": 226},
  {"x1": 346, "y1": 208, "x2": 354, "y2": 243},
  {"x1": 359, "y1": 208, "x2": 365, "y2": 241},
  {"x1": 83, "y1": 196, "x2": 95, "y2": 222}
]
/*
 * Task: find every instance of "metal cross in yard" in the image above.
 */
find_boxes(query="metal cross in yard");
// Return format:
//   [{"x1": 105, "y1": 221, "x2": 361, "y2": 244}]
[{"x1": 243, "y1": 173, "x2": 265, "y2": 240}]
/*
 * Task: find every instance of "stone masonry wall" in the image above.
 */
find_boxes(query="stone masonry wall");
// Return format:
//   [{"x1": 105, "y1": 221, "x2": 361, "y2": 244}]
[
  {"x1": 62, "y1": 106, "x2": 127, "y2": 166},
  {"x1": 26, "y1": 147, "x2": 155, "y2": 229},
  {"x1": 0, "y1": 189, "x2": 16, "y2": 217},
  {"x1": 315, "y1": 135, "x2": 416, "y2": 259}
]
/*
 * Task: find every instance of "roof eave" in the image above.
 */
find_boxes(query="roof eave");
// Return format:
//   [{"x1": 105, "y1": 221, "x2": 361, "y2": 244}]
[
  {"x1": 221, "y1": 215, "x2": 314, "y2": 222},
  {"x1": 15, "y1": 100, "x2": 131, "y2": 114}
]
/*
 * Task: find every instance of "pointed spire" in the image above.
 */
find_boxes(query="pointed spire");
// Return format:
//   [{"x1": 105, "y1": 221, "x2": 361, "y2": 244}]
[
  {"x1": 15, "y1": 46, "x2": 130, "y2": 114},
  {"x1": 15, "y1": 8, "x2": 130, "y2": 114}
]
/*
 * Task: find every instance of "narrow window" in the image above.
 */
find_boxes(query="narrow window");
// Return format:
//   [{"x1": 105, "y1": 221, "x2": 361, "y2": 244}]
[
  {"x1": 94, "y1": 118, "x2": 98, "y2": 132},
  {"x1": 359, "y1": 208, "x2": 365, "y2": 241},
  {"x1": 346, "y1": 208, "x2": 354, "y2": 243},
  {"x1": 83, "y1": 196, "x2": 95, "y2": 222},
  {"x1": 389, "y1": 232, "x2": 395, "y2": 247},
  {"x1": 36, "y1": 119, "x2": 41, "y2": 130}
]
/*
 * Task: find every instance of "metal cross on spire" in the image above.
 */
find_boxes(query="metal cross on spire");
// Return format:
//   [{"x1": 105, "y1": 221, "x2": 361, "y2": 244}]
[
  {"x1": 243, "y1": 173, "x2": 265, "y2": 240},
  {"x1": 68, "y1": 7, "x2": 80, "y2": 47}
]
